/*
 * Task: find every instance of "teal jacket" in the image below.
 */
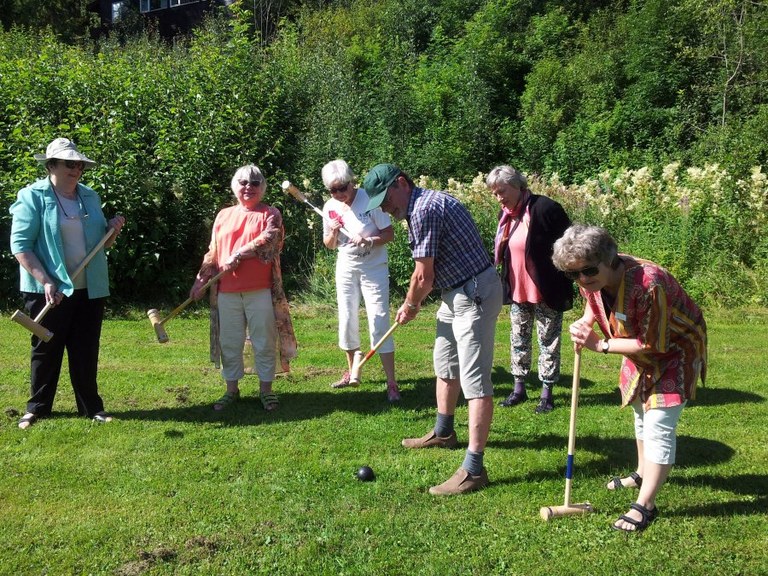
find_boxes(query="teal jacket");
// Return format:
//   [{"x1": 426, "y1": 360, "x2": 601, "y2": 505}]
[{"x1": 10, "y1": 178, "x2": 111, "y2": 298}]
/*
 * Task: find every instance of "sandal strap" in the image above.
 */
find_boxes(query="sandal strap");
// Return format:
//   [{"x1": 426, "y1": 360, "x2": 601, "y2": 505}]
[
  {"x1": 214, "y1": 392, "x2": 239, "y2": 406},
  {"x1": 609, "y1": 476, "x2": 623, "y2": 489},
  {"x1": 629, "y1": 502, "x2": 655, "y2": 520},
  {"x1": 617, "y1": 513, "x2": 643, "y2": 528},
  {"x1": 260, "y1": 392, "x2": 279, "y2": 405},
  {"x1": 630, "y1": 472, "x2": 643, "y2": 487}
]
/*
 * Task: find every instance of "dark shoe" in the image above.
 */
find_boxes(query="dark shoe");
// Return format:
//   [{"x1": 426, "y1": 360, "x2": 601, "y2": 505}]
[
  {"x1": 534, "y1": 398, "x2": 554, "y2": 414},
  {"x1": 499, "y1": 391, "x2": 528, "y2": 407},
  {"x1": 402, "y1": 429, "x2": 458, "y2": 449},
  {"x1": 429, "y1": 467, "x2": 489, "y2": 496},
  {"x1": 93, "y1": 411, "x2": 114, "y2": 423},
  {"x1": 18, "y1": 412, "x2": 37, "y2": 430},
  {"x1": 612, "y1": 502, "x2": 658, "y2": 532},
  {"x1": 607, "y1": 471, "x2": 643, "y2": 490}
]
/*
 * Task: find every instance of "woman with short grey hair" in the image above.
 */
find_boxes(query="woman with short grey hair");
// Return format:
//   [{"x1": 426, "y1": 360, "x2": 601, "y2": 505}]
[
  {"x1": 487, "y1": 165, "x2": 573, "y2": 414},
  {"x1": 553, "y1": 224, "x2": 707, "y2": 532},
  {"x1": 321, "y1": 159, "x2": 400, "y2": 402}
]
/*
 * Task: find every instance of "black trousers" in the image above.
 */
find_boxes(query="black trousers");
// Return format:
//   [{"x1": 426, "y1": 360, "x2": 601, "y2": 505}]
[{"x1": 23, "y1": 290, "x2": 106, "y2": 418}]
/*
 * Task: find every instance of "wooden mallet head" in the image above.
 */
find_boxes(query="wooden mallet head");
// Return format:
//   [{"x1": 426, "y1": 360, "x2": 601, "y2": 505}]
[
  {"x1": 147, "y1": 308, "x2": 169, "y2": 343},
  {"x1": 10, "y1": 309, "x2": 53, "y2": 342}
]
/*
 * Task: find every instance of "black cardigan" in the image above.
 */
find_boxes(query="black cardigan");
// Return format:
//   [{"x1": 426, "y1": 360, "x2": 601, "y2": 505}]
[{"x1": 500, "y1": 194, "x2": 574, "y2": 312}]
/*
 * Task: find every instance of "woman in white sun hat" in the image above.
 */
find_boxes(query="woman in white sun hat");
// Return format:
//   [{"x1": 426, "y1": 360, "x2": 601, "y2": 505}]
[{"x1": 10, "y1": 138, "x2": 126, "y2": 430}]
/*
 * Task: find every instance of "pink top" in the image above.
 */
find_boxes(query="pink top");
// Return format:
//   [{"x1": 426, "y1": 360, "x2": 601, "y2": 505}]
[{"x1": 506, "y1": 209, "x2": 542, "y2": 304}]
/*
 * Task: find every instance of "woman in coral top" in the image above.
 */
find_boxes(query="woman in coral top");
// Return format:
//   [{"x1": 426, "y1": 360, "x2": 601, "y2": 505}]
[
  {"x1": 190, "y1": 165, "x2": 292, "y2": 412},
  {"x1": 487, "y1": 165, "x2": 573, "y2": 414},
  {"x1": 553, "y1": 224, "x2": 707, "y2": 532}
]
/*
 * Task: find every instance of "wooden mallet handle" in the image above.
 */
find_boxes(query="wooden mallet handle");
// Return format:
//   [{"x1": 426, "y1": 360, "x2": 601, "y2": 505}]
[
  {"x1": 281, "y1": 180, "x2": 353, "y2": 237},
  {"x1": 10, "y1": 227, "x2": 116, "y2": 342}
]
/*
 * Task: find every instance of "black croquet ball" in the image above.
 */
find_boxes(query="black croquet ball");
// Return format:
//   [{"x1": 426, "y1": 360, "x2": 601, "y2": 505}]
[{"x1": 355, "y1": 466, "x2": 375, "y2": 482}]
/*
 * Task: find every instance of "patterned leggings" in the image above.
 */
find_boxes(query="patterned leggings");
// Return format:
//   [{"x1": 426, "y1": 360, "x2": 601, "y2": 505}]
[{"x1": 509, "y1": 301, "x2": 563, "y2": 385}]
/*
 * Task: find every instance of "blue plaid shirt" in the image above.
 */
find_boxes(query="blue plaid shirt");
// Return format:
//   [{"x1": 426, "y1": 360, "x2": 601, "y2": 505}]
[{"x1": 407, "y1": 187, "x2": 491, "y2": 290}]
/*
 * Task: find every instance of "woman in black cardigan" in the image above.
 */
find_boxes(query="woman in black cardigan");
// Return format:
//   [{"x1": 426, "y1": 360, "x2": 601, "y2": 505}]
[{"x1": 487, "y1": 166, "x2": 573, "y2": 413}]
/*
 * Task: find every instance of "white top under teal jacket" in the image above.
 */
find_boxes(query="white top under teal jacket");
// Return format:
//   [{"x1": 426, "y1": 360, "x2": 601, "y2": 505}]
[{"x1": 10, "y1": 178, "x2": 111, "y2": 298}]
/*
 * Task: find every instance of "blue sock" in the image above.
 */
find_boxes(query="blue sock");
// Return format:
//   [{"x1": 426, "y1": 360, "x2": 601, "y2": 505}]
[
  {"x1": 462, "y1": 449, "x2": 484, "y2": 476},
  {"x1": 541, "y1": 383, "x2": 553, "y2": 401},
  {"x1": 435, "y1": 412, "x2": 454, "y2": 437},
  {"x1": 514, "y1": 378, "x2": 526, "y2": 395}
]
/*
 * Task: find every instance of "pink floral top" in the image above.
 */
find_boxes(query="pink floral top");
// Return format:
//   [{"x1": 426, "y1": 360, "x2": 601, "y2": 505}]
[{"x1": 584, "y1": 256, "x2": 707, "y2": 410}]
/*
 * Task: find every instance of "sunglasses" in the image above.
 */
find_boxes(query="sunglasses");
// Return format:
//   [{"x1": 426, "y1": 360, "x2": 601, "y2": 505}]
[
  {"x1": 238, "y1": 179, "x2": 263, "y2": 187},
  {"x1": 563, "y1": 265, "x2": 601, "y2": 281},
  {"x1": 60, "y1": 159, "x2": 85, "y2": 170},
  {"x1": 329, "y1": 183, "x2": 349, "y2": 194}
]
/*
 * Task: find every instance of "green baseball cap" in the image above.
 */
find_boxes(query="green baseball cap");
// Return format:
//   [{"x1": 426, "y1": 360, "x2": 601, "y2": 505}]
[{"x1": 363, "y1": 163, "x2": 400, "y2": 212}]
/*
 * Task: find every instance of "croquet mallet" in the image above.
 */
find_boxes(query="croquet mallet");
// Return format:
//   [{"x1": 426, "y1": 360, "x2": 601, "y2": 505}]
[
  {"x1": 540, "y1": 348, "x2": 595, "y2": 521},
  {"x1": 147, "y1": 268, "x2": 228, "y2": 344},
  {"x1": 348, "y1": 321, "x2": 400, "y2": 385},
  {"x1": 10, "y1": 227, "x2": 117, "y2": 342},
  {"x1": 281, "y1": 180, "x2": 353, "y2": 237}
]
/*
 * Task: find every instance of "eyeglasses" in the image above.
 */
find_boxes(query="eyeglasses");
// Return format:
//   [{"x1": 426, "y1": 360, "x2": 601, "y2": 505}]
[
  {"x1": 329, "y1": 183, "x2": 349, "y2": 194},
  {"x1": 60, "y1": 160, "x2": 85, "y2": 170},
  {"x1": 238, "y1": 179, "x2": 263, "y2": 187},
  {"x1": 563, "y1": 265, "x2": 601, "y2": 281}
]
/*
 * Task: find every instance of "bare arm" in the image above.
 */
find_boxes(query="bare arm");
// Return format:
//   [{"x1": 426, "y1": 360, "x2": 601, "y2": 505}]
[{"x1": 395, "y1": 257, "x2": 434, "y2": 324}]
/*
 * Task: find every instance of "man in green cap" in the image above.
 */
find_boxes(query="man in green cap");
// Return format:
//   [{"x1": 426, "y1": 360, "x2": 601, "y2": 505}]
[{"x1": 363, "y1": 163, "x2": 503, "y2": 495}]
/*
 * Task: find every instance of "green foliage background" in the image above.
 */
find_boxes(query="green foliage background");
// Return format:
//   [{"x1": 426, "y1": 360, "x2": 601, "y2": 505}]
[{"x1": 1, "y1": 0, "x2": 767, "y2": 307}]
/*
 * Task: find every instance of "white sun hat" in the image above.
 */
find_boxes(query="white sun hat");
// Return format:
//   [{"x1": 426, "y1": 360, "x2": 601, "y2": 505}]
[{"x1": 34, "y1": 138, "x2": 97, "y2": 169}]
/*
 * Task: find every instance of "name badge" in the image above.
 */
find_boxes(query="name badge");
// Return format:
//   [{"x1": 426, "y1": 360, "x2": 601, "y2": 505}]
[{"x1": 615, "y1": 312, "x2": 627, "y2": 321}]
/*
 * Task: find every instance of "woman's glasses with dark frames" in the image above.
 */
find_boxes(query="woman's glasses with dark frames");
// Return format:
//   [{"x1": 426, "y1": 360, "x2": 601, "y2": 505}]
[
  {"x1": 60, "y1": 160, "x2": 85, "y2": 170},
  {"x1": 329, "y1": 183, "x2": 349, "y2": 194},
  {"x1": 563, "y1": 265, "x2": 600, "y2": 281},
  {"x1": 238, "y1": 179, "x2": 263, "y2": 187}
]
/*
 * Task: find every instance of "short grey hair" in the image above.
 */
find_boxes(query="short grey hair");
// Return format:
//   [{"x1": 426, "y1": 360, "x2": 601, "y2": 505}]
[
  {"x1": 230, "y1": 165, "x2": 267, "y2": 194},
  {"x1": 552, "y1": 224, "x2": 619, "y2": 271},
  {"x1": 321, "y1": 159, "x2": 356, "y2": 189},
  {"x1": 486, "y1": 165, "x2": 528, "y2": 190}
]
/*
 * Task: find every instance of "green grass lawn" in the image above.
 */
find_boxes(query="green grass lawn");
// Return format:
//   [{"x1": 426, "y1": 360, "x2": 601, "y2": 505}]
[{"x1": 1, "y1": 303, "x2": 766, "y2": 575}]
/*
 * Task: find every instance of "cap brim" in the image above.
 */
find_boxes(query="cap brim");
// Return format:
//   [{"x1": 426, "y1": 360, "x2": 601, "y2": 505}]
[{"x1": 366, "y1": 191, "x2": 386, "y2": 213}]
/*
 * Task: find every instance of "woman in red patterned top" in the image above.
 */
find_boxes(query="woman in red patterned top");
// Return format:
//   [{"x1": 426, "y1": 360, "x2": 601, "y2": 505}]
[
  {"x1": 191, "y1": 165, "x2": 294, "y2": 413},
  {"x1": 552, "y1": 224, "x2": 707, "y2": 532}
]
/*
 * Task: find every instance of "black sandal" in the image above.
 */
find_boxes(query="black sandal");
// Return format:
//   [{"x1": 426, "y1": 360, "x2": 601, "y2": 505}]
[
  {"x1": 608, "y1": 471, "x2": 643, "y2": 490},
  {"x1": 612, "y1": 502, "x2": 658, "y2": 532}
]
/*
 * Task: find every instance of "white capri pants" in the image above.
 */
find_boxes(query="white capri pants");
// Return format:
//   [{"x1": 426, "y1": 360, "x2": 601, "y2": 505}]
[
  {"x1": 631, "y1": 398, "x2": 687, "y2": 465},
  {"x1": 335, "y1": 256, "x2": 394, "y2": 354},
  {"x1": 218, "y1": 289, "x2": 276, "y2": 382}
]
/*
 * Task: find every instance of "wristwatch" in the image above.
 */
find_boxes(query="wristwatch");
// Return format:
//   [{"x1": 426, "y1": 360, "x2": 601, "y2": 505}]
[
  {"x1": 405, "y1": 301, "x2": 418, "y2": 310},
  {"x1": 600, "y1": 339, "x2": 610, "y2": 354}
]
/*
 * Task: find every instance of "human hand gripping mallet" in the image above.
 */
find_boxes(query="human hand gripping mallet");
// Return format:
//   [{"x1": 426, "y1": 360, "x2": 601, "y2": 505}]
[
  {"x1": 348, "y1": 322, "x2": 401, "y2": 385},
  {"x1": 281, "y1": 180, "x2": 353, "y2": 237},
  {"x1": 540, "y1": 348, "x2": 595, "y2": 521},
  {"x1": 11, "y1": 227, "x2": 117, "y2": 342},
  {"x1": 147, "y1": 268, "x2": 228, "y2": 344}
]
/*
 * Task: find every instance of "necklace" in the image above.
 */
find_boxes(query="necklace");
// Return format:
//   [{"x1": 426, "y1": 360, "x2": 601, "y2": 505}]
[{"x1": 51, "y1": 181, "x2": 88, "y2": 220}]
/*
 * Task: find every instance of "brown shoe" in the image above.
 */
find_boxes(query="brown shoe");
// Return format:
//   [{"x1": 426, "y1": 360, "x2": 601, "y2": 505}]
[
  {"x1": 401, "y1": 429, "x2": 458, "y2": 449},
  {"x1": 429, "y1": 467, "x2": 489, "y2": 496}
]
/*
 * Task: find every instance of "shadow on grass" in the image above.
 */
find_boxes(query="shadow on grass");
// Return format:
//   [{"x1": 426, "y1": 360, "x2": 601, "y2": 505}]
[
  {"x1": 115, "y1": 376, "x2": 438, "y2": 427},
  {"x1": 489, "y1": 434, "x2": 736, "y2": 485},
  {"x1": 670, "y1": 473, "x2": 768, "y2": 516}
]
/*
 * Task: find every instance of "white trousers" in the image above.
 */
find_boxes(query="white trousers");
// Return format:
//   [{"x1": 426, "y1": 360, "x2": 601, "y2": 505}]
[
  {"x1": 218, "y1": 290, "x2": 276, "y2": 382},
  {"x1": 335, "y1": 257, "x2": 394, "y2": 354},
  {"x1": 631, "y1": 398, "x2": 687, "y2": 465}
]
